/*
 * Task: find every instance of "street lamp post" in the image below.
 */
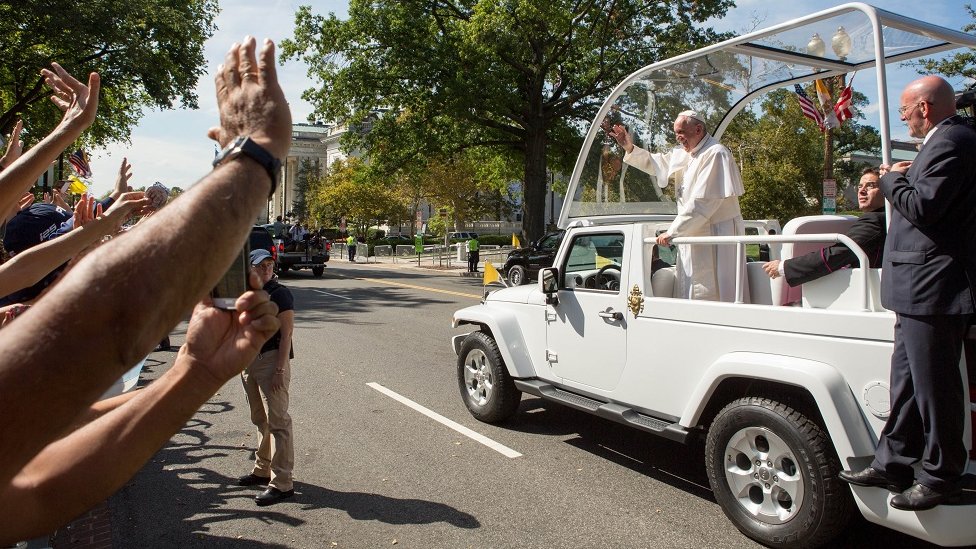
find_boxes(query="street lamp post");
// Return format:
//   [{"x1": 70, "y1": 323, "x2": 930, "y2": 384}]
[{"x1": 808, "y1": 27, "x2": 852, "y2": 214}]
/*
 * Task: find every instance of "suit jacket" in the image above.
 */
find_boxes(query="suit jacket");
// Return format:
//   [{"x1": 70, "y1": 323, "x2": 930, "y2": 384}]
[
  {"x1": 880, "y1": 115, "x2": 976, "y2": 315},
  {"x1": 784, "y1": 209, "x2": 886, "y2": 287}
]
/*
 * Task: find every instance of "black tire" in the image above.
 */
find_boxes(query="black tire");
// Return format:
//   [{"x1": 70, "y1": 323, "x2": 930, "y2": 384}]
[
  {"x1": 508, "y1": 264, "x2": 528, "y2": 286},
  {"x1": 705, "y1": 397, "x2": 852, "y2": 549},
  {"x1": 312, "y1": 266, "x2": 324, "y2": 277},
  {"x1": 457, "y1": 331, "x2": 521, "y2": 423}
]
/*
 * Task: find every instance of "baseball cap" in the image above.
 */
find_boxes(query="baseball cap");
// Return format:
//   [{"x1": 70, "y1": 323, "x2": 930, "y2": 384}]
[
  {"x1": 3, "y1": 203, "x2": 71, "y2": 255},
  {"x1": 249, "y1": 248, "x2": 273, "y2": 265}
]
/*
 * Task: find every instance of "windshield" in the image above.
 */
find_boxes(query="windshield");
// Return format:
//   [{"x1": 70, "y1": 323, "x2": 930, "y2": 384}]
[{"x1": 560, "y1": 4, "x2": 976, "y2": 228}]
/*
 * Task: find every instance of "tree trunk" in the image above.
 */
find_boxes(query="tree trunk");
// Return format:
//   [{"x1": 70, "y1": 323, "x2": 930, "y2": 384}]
[{"x1": 522, "y1": 127, "x2": 547, "y2": 242}]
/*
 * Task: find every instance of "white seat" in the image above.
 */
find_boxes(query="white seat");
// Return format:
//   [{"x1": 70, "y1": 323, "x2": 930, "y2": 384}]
[
  {"x1": 777, "y1": 215, "x2": 858, "y2": 306},
  {"x1": 746, "y1": 262, "x2": 776, "y2": 305},
  {"x1": 802, "y1": 268, "x2": 885, "y2": 312},
  {"x1": 651, "y1": 266, "x2": 677, "y2": 298}
]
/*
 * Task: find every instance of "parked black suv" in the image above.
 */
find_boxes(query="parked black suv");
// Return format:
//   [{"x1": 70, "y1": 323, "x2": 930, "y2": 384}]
[{"x1": 502, "y1": 230, "x2": 564, "y2": 285}]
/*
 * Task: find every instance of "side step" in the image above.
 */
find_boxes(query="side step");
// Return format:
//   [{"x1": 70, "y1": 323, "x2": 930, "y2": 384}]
[{"x1": 513, "y1": 379, "x2": 691, "y2": 444}]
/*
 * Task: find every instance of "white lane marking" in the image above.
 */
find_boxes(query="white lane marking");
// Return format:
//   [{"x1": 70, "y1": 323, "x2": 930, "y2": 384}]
[
  {"x1": 366, "y1": 382, "x2": 522, "y2": 458},
  {"x1": 314, "y1": 290, "x2": 352, "y2": 300}
]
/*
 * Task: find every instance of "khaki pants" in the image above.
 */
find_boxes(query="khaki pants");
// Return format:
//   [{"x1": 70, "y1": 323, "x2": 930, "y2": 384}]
[{"x1": 241, "y1": 350, "x2": 294, "y2": 491}]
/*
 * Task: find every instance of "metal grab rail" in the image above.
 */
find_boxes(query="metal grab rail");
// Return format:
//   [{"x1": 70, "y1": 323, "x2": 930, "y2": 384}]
[{"x1": 644, "y1": 233, "x2": 874, "y2": 311}]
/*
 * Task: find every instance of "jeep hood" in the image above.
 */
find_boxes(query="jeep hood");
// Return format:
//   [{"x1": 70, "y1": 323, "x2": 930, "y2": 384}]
[{"x1": 485, "y1": 284, "x2": 540, "y2": 305}]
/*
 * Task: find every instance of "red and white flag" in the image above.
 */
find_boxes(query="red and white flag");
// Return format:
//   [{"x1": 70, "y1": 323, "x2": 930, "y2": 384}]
[{"x1": 833, "y1": 80, "x2": 855, "y2": 125}]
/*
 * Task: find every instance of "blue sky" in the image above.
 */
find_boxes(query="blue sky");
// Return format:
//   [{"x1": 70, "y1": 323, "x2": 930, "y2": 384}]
[{"x1": 84, "y1": 0, "x2": 974, "y2": 195}]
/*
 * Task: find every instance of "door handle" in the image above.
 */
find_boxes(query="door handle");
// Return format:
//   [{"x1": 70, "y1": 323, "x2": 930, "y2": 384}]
[{"x1": 598, "y1": 310, "x2": 623, "y2": 321}]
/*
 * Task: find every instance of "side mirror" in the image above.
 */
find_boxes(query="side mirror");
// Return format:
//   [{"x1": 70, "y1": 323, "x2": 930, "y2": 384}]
[{"x1": 541, "y1": 267, "x2": 559, "y2": 305}]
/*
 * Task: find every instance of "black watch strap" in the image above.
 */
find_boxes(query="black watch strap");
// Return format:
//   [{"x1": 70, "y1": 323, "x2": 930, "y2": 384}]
[{"x1": 212, "y1": 136, "x2": 281, "y2": 198}]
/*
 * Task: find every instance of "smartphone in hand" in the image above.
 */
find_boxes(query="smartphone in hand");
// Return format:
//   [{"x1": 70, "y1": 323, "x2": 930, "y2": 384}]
[{"x1": 211, "y1": 244, "x2": 250, "y2": 310}]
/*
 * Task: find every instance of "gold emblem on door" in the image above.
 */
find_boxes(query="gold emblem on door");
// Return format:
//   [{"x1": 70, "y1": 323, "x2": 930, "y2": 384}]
[{"x1": 628, "y1": 285, "x2": 644, "y2": 317}]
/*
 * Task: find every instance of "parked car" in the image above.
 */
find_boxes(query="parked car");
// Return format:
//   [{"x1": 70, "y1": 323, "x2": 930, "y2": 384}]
[
  {"x1": 448, "y1": 231, "x2": 479, "y2": 242},
  {"x1": 502, "y1": 230, "x2": 564, "y2": 286}
]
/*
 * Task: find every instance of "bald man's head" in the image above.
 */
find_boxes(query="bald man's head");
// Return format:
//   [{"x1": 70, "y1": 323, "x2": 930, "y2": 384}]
[{"x1": 900, "y1": 75, "x2": 956, "y2": 138}]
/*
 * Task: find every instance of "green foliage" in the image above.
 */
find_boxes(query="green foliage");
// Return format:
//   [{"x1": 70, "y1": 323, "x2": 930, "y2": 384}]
[
  {"x1": 916, "y1": 5, "x2": 975, "y2": 81},
  {"x1": 292, "y1": 158, "x2": 323, "y2": 223},
  {"x1": 724, "y1": 84, "x2": 880, "y2": 223},
  {"x1": 311, "y1": 157, "x2": 409, "y2": 235},
  {"x1": 0, "y1": 1, "x2": 218, "y2": 145},
  {"x1": 282, "y1": 0, "x2": 734, "y2": 240}
]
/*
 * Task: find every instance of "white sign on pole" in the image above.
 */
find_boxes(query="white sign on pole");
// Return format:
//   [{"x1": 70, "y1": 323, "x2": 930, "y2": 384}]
[{"x1": 822, "y1": 197, "x2": 836, "y2": 214}]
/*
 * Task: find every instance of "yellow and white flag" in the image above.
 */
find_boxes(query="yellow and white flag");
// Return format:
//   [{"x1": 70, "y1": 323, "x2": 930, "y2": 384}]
[
  {"x1": 512, "y1": 233, "x2": 521, "y2": 248},
  {"x1": 65, "y1": 175, "x2": 89, "y2": 195},
  {"x1": 483, "y1": 261, "x2": 507, "y2": 287}
]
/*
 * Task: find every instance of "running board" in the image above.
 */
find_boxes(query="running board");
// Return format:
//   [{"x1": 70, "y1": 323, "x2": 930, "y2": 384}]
[{"x1": 514, "y1": 379, "x2": 691, "y2": 444}]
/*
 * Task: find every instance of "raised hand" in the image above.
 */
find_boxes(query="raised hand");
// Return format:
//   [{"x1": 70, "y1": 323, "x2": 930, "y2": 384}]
[
  {"x1": 114, "y1": 157, "x2": 133, "y2": 197},
  {"x1": 207, "y1": 37, "x2": 291, "y2": 160},
  {"x1": 72, "y1": 193, "x2": 100, "y2": 228},
  {"x1": 179, "y1": 282, "x2": 280, "y2": 385},
  {"x1": 40, "y1": 62, "x2": 100, "y2": 132},
  {"x1": 0, "y1": 120, "x2": 24, "y2": 169},
  {"x1": 102, "y1": 191, "x2": 150, "y2": 231}
]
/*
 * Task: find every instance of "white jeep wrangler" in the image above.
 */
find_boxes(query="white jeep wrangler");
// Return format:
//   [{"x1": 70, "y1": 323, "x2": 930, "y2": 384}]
[{"x1": 451, "y1": 5, "x2": 976, "y2": 547}]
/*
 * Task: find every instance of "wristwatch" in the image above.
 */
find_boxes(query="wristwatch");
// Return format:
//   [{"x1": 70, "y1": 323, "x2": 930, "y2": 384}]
[{"x1": 212, "y1": 136, "x2": 281, "y2": 198}]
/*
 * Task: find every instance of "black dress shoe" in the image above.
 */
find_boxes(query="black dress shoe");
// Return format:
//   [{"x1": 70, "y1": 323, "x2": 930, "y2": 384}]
[
  {"x1": 838, "y1": 467, "x2": 911, "y2": 492},
  {"x1": 255, "y1": 487, "x2": 294, "y2": 506},
  {"x1": 237, "y1": 473, "x2": 271, "y2": 487},
  {"x1": 890, "y1": 482, "x2": 961, "y2": 511}
]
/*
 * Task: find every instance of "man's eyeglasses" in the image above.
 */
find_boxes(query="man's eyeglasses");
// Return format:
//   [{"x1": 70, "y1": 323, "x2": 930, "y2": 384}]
[{"x1": 898, "y1": 101, "x2": 929, "y2": 116}]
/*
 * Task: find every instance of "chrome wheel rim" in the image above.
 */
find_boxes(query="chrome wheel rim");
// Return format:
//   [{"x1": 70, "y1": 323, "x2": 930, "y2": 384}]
[
  {"x1": 723, "y1": 426, "x2": 804, "y2": 525},
  {"x1": 510, "y1": 269, "x2": 523, "y2": 285},
  {"x1": 463, "y1": 349, "x2": 493, "y2": 406}
]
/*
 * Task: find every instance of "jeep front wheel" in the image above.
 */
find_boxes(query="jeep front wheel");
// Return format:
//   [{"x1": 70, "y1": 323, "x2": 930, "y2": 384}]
[
  {"x1": 507, "y1": 265, "x2": 527, "y2": 286},
  {"x1": 705, "y1": 397, "x2": 851, "y2": 548},
  {"x1": 457, "y1": 331, "x2": 521, "y2": 423}
]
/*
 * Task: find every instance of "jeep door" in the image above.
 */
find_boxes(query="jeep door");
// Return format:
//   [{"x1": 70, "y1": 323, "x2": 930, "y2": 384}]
[{"x1": 546, "y1": 230, "x2": 628, "y2": 391}]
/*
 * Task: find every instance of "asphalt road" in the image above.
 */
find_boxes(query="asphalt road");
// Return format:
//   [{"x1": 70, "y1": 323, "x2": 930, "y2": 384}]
[{"x1": 110, "y1": 261, "x2": 940, "y2": 549}]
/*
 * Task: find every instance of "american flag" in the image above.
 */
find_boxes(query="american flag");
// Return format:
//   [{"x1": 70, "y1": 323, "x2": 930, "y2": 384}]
[
  {"x1": 67, "y1": 149, "x2": 92, "y2": 178},
  {"x1": 833, "y1": 81, "x2": 854, "y2": 124},
  {"x1": 794, "y1": 85, "x2": 824, "y2": 131}
]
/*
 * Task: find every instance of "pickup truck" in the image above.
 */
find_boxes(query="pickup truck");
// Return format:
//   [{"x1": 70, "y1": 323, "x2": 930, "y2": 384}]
[
  {"x1": 451, "y1": 5, "x2": 976, "y2": 548},
  {"x1": 275, "y1": 234, "x2": 329, "y2": 277}
]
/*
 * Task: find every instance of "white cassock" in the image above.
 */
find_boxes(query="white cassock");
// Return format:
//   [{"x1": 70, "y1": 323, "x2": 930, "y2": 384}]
[{"x1": 624, "y1": 135, "x2": 746, "y2": 302}]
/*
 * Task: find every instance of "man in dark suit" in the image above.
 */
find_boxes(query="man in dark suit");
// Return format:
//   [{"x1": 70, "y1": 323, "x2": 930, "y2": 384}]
[
  {"x1": 762, "y1": 167, "x2": 886, "y2": 286},
  {"x1": 840, "y1": 76, "x2": 976, "y2": 511}
]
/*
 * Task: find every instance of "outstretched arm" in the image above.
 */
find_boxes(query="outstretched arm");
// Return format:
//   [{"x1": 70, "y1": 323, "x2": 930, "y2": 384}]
[
  {"x1": 0, "y1": 289, "x2": 280, "y2": 542},
  {"x1": 0, "y1": 65, "x2": 100, "y2": 217},
  {"x1": 0, "y1": 37, "x2": 291, "y2": 492},
  {"x1": 0, "y1": 192, "x2": 150, "y2": 299}
]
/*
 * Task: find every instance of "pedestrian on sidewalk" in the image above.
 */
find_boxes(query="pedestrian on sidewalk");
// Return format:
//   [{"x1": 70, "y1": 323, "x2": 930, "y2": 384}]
[
  {"x1": 346, "y1": 233, "x2": 356, "y2": 262},
  {"x1": 238, "y1": 248, "x2": 296, "y2": 506},
  {"x1": 467, "y1": 235, "x2": 480, "y2": 273}
]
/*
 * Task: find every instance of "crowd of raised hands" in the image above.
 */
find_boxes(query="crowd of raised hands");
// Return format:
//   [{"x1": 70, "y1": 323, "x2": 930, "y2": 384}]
[{"x1": 0, "y1": 36, "x2": 292, "y2": 543}]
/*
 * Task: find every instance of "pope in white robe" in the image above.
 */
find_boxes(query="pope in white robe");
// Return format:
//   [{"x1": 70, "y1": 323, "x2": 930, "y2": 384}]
[{"x1": 609, "y1": 110, "x2": 746, "y2": 301}]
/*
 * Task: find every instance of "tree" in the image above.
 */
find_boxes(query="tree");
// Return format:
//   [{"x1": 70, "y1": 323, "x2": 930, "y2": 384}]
[
  {"x1": 916, "y1": 5, "x2": 975, "y2": 81},
  {"x1": 282, "y1": 0, "x2": 733, "y2": 241},
  {"x1": 724, "y1": 85, "x2": 880, "y2": 222},
  {"x1": 292, "y1": 158, "x2": 322, "y2": 223},
  {"x1": 0, "y1": 1, "x2": 218, "y2": 145},
  {"x1": 311, "y1": 158, "x2": 408, "y2": 236}
]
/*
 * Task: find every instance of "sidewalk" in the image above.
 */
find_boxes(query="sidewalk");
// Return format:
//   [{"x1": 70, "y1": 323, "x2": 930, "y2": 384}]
[{"x1": 334, "y1": 249, "x2": 501, "y2": 279}]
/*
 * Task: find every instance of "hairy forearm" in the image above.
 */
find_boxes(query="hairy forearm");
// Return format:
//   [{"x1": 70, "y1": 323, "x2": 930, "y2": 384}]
[
  {"x1": 0, "y1": 159, "x2": 271, "y2": 484},
  {"x1": 0, "y1": 122, "x2": 85, "y2": 212},
  {"x1": 0, "y1": 356, "x2": 224, "y2": 543},
  {"x1": 0, "y1": 217, "x2": 114, "y2": 298}
]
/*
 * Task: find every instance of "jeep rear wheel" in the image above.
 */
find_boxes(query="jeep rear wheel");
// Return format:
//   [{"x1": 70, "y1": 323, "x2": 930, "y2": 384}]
[
  {"x1": 507, "y1": 265, "x2": 527, "y2": 286},
  {"x1": 457, "y1": 331, "x2": 521, "y2": 423},
  {"x1": 705, "y1": 397, "x2": 852, "y2": 548}
]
